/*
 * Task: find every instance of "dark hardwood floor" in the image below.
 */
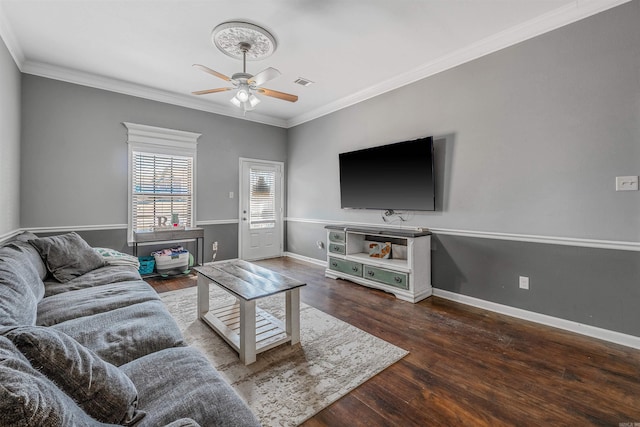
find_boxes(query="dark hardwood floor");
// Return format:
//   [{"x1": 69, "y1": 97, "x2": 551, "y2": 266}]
[{"x1": 146, "y1": 257, "x2": 640, "y2": 426}]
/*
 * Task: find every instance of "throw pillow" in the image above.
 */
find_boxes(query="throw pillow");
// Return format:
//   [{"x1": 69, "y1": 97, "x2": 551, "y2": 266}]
[
  {"x1": 3, "y1": 326, "x2": 145, "y2": 425},
  {"x1": 0, "y1": 335, "x2": 109, "y2": 426},
  {"x1": 29, "y1": 232, "x2": 106, "y2": 282}
]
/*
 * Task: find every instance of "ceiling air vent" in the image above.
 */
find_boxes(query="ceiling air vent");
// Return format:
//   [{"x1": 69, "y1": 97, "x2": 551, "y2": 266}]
[{"x1": 294, "y1": 77, "x2": 314, "y2": 87}]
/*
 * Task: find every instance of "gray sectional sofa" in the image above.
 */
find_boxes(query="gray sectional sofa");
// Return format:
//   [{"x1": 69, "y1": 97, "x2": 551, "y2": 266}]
[{"x1": 0, "y1": 231, "x2": 261, "y2": 427}]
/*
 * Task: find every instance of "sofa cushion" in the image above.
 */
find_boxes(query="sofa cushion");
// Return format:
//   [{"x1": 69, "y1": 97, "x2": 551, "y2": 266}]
[
  {"x1": 29, "y1": 232, "x2": 106, "y2": 283},
  {"x1": 121, "y1": 346, "x2": 261, "y2": 427},
  {"x1": 3, "y1": 326, "x2": 144, "y2": 425},
  {"x1": 0, "y1": 255, "x2": 38, "y2": 327},
  {"x1": 0, "y1": 244, "x2": 45, "y2": 301},
  {"x1": 52, "y1": 300, "x2": 185, "y2": 366},
  {"x1": 44, "y1": 264, "x2": 142, "y2": 297},
  {"x1": 4, "y1": 237, "x2": 48, "y2": 282},
  {"x1": 0, "y1": 336, "x2": 114, "y2": 427},
  {"x1": 37, "y1": 280, "x2": 159, "y2": 327}
]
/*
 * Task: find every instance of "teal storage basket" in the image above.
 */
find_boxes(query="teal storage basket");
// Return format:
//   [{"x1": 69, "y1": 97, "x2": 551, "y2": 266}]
[{"x1": 138, "y1": 256, "x2": 155, "y2": 275}]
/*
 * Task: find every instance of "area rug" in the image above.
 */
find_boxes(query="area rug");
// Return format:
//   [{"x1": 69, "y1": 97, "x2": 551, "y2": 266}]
[{"x1": 160, "y1": 286, "x2": 408, "y2": 426}]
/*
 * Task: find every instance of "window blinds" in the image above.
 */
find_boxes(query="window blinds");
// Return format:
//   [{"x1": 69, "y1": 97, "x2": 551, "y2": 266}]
[
  {"x1": 132, "y1": 152, "x2": 193, "y2": 230},
  {"x1": 249, "y1": 168, "x2": 276, "y2": 229}
]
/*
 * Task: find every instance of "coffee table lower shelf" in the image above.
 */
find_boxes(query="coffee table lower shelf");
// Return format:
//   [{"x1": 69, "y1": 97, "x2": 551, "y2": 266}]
[{"x1": 201, "y1": 302, "x2": 292, "y2": 362}]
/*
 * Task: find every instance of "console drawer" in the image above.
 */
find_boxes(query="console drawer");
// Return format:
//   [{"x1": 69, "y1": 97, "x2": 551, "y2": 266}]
[
  {"x1": 328, "y1": 257, "x2": 362, "y2": 277},
  {"x1": 363, "y1": 265, "x2": 408, "y2": 290},
  {"x1": 328, "y1": 243, "x2": 345, "y2": 254},
  {"x1": 328, "y1": 231, "x2": 346, "y2": 243}
]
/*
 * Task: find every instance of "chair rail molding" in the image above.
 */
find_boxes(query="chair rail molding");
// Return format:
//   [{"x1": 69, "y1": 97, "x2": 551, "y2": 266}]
[{"x1": 284, "y1": 218, "x2": 640, "y2": 252}]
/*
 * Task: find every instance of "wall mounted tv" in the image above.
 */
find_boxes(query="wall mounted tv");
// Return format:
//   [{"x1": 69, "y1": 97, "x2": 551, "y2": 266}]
[{"x1": 339, "y1": 136, "x2": 435, "y2": 211}]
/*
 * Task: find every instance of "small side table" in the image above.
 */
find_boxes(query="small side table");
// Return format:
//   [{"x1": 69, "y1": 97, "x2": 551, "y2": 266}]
[{"x1": 132, "y1": 227, "x2": 204, "y2": 267}]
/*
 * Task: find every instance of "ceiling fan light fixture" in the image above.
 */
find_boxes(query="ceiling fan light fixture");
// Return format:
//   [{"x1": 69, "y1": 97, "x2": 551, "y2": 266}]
[
  {"x1": 230, "y1": 96, "x2": 241, "y2": 108},
  {"x1": 236, "y1": 86, "x2": 250, "y2": 102},
  {"x1": 192, "y1": 20, "x2": 298, "y2": 113},
  {"x1": 248, "y1": 94, "x2": 261, "y2": 108}
]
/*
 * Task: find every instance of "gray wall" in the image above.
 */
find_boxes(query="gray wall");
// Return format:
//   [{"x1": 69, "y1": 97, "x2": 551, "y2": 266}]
[
  {"x1": 20, "y1": 74, "x2": 287, "y2": 257},
  {"x1": 286, "y1": 2, "x2": 640, "y2": 336},
  {"x1": 288, "y1": 2, "x2": 640, "y2": 242},
  {"x1": 0, "y1": 35, "x2": 21, "y2": 237}
]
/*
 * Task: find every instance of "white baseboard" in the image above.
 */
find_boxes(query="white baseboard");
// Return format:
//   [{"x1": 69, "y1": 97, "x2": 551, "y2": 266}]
[
  {"x1": 284, "y1": 252, "x2": 327, "y2": 267},
  {"x1": 433, "y1": 288, "x2": 640, "y2": 350},
  {"x1": 283, "y1": 251, "x2": 640, "y2": 349},
  {"x1": 0, "y1": 228, "x2": 23, "y2": 244}
]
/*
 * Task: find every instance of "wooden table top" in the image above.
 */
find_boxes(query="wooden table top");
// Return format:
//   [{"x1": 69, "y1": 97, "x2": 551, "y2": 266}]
[{"x1": 194, "y1": 260, "x2": 306, "y2": 301}]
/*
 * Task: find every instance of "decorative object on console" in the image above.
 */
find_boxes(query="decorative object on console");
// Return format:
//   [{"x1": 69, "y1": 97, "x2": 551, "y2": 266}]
[
  {"x1": 154, "y1": 215, "x2": 185, "y2": 231},
  {"x1": 191, "y1": 21, "x2": 298, "y2": 114},
  {"x1": 367, "y1": 241, "x2": 391, "y2": 259}
]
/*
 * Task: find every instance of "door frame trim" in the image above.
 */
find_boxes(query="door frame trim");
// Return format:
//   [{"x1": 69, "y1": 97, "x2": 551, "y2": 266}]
[{"x1": 238, "y1": 157, "x2": 285, "y2": 260}]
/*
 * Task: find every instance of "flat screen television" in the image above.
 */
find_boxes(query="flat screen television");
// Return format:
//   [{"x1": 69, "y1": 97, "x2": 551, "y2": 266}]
[{"x1": 339, "y1": 136, "x2": 435, "y2": 211}]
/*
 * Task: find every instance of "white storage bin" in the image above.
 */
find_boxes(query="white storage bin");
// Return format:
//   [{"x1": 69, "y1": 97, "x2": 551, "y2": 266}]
[{"x1": 153, "y1": 251, "x2": 190, "y2": 276}]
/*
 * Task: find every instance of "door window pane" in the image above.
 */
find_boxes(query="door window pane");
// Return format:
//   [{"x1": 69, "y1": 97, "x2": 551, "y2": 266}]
[{"x1": 249, "y1": 169, "x2": 275, "y2": 229}]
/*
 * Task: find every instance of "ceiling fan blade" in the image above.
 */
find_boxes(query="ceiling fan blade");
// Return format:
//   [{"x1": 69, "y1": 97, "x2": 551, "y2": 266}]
[
  {"x1": 193, "y1": 64, "x2": 231, "y2": 82},
  {"x1": 192, "y1": 87, "x2": 233, "y2": 95},
  {"x1": 256, "y1": 87, "x2": 298, "y2": 103},
  {"x1": 248, "y1": 67, "x2": 281, "y2": 87}
]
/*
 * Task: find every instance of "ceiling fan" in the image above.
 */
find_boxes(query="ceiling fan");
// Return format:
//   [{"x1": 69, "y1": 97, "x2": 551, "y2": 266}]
[{"x1": 192, "y1": 41, "x2": 298, "y2": 113}]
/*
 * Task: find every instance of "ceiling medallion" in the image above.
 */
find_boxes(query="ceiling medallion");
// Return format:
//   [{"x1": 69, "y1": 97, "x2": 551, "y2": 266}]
[{"x1": 211, "y1": 21, "x2": 277, "y2": 61}]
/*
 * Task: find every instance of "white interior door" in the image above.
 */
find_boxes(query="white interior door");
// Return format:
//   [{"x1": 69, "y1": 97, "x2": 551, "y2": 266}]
[{"x1": 239, "y1": 159, "x2": 284, "y2": 261}]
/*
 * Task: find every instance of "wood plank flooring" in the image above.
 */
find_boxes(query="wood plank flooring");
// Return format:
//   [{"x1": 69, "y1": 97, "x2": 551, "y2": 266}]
[{"x1": 146, "y1": 257, "x2": 640, "y2": 426}]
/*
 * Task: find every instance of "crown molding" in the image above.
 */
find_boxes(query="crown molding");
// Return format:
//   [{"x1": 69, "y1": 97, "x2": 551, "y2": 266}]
[
  {"x1": 3, "y1": 0, "x2": 630, "y2": 129},
  {"x1": 20, "y1": 60, "x2": 288, "y2": 128},
  {"x1": 285, "y1": 0, "x2": 632, "y2": 128},
  {"x1": 0, "y1": 1, "x2": 25, "y2": 68}
]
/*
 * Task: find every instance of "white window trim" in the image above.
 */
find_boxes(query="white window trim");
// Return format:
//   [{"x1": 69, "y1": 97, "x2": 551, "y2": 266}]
[{"x1": 124, "y1": 122, "x2": 200, "y2": 244}]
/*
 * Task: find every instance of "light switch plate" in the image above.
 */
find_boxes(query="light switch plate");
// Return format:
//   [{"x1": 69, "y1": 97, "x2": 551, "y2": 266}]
[{"x1": 616, "y1": 176, "x2": 639, "y2": 191}]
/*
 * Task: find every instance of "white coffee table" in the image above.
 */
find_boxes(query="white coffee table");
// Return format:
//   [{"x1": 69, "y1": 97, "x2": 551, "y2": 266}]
[{"x1": 194, "y1": 260, "x2": 306, "y2": 365}]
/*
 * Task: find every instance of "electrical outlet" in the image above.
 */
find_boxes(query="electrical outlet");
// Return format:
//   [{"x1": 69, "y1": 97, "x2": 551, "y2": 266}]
[
  {"x1": 229, "y1": 191, "x2": 234, "y2": 198},
  {"x1": 519, "y1": 276, "x2": 530, "y2": 290}
]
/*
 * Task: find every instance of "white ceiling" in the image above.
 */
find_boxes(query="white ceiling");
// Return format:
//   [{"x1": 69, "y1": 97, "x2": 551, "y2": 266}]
[{"x1": 0, "y1": 0, "x2": 629, "y2": 128}]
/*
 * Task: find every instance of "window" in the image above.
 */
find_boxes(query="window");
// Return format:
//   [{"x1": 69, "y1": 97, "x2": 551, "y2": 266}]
[
  {"x1": 249, "y1": 168, "x2": 276, "y2": 229},
  {"x1": 131, "y1": 152, "x2": 193, "y2": 230},
  {"x1": 124, "y1": 123, "x2": 200, "y2": 242}
]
